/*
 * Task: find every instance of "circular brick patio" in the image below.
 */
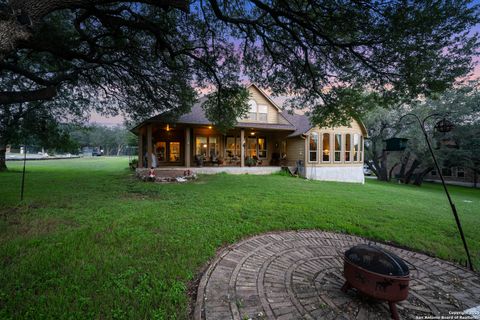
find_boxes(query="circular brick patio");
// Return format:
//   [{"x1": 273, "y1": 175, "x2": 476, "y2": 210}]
[{"x1": 194, "y1": 230, "x2": 480, "y2": 320}]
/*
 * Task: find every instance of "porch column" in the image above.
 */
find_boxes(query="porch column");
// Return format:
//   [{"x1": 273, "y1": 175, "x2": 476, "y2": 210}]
[
  {"x1": 138, "y1": 128, "x2": 144, "y2": 168},
  {"x1": 185, "y1": 127, "x2": 191, "y2": 167},
  {"x1": 147, "y1": 124, "x2": 152, "y2": 168},
  {"x1": 241, "y1": 129, "x2": 245, "y2": 167}
]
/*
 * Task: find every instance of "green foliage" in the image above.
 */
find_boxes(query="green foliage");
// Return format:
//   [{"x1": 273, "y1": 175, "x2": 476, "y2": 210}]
[
  {"x1": 364, "y1": 81, "x2": 480, "y2": 183},
  {"x1": 202, "y1": 85, "x2": 250, "y2": 132},
  {"x1": 0, "y1": 158, "x2": 480, "y2": 319}
]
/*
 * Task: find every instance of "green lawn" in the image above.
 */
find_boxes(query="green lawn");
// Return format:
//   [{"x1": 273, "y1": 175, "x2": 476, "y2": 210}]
[{"x1": 0, "y1": 157, "x2": 479, "y2": 319}]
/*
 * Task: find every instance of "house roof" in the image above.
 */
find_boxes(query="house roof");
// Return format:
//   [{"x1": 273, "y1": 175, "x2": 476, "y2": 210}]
[
  {"x1": 280, "y1": 110, "x2": 312, "y2": 138},
  {"x1": 130, "y1": 85, "x2": 368, "y2": 137}
]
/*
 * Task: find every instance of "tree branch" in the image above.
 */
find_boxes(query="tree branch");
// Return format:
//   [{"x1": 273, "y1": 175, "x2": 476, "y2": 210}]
[{"x1": 0, "y1": 86, "x2": 57, "y2": 104}]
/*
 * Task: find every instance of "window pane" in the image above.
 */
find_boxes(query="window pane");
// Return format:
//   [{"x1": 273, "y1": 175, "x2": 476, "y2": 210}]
[
  {"x1": 345, "y1": 134, "x2": 351, "y2": 162},
  {"x1": 258, "y1": 104, "x2": 268, "y2": 113},
  {"x1": 226, "y1": 136, "x2": 238, "y2": 158},
  {"x1": 359, "y1": 136, "x2": 363, "y2": 162},
  {"x1": 258, "y1": 113, "x2": 267, "y2": 122},
  {"x1": 248, "y1": 100, "x2": 257, "y2": 112},
  {"x1": 442, "y1": 167, "x2": 452, "y2": 177},
  {"x1": 335, "y1": 134, "x2": 342, "y2": 162},
  {"x1": 322, "y1": 133, "x2": 330, "y2": 161},
  {"x1": 196, "y1": 136, "x2": 207, "y2": 156},
  {"x1": 457, "y1": 167, "x2": 465, "y2": 178},
  {"x1": 353, "y1": 134, "x2": 359, "y2": 162},
  {"x1": 309, "y1": 133, "x2": 318, "y2": 162},
  {"x1": 156, "y1": 141, "x2": 166, "y2": 161},
  {"x1": 258, "y1": 138, "x2": 267, "y2": 158},
  {"x1": 249, "y1": 112, "x2": 257, "y2": 121},
  {"x1": 169, "y1": 142, "x2": 180, "y2": 162},
  {"x1": 209, "y1": 136, "x2": 218, "y2": 159},
  {"x1": 247, "y1": 137, "x2": 257, "y2": 157}
]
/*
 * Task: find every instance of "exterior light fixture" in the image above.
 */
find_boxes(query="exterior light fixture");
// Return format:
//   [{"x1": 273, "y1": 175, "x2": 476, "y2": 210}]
[
  {"x1": 250, "y1": 132, "x2": 255, "y2": 136},
  {"x1": 208, "y1": 125, "x2": 212, "y2": 129},
  {"x1": 166, "y1": 124, "x2": 170, "y2": 131}
]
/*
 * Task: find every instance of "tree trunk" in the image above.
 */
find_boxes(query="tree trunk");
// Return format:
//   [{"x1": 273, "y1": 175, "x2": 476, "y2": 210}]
[
  {"x1": 397, "y1": 152, "x2": 410, "y2": 183},
  {"x1": 404, "y1": 159, "x2": 420, "y2": 185},
  {"x1": 376, "y1": 150, "x2": 389, "y2": 181},
  {"x1": 0, "y1": 143, "x2": 7, "y2": 171},
  {"x1": 389, "y1": 162, "x2": 399, "y2": 181},
  {"x1": 413, "y1": 167, "x2": 434, "y2": 186}
]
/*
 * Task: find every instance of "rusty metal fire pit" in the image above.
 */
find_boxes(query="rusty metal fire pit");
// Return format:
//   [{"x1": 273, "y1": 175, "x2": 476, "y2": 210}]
[{"x1": 341, "y1": 244, "x2": 410, "y2": 320}]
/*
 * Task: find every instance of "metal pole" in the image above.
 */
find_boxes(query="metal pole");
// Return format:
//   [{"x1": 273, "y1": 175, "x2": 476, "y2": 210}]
[
  {"x1": 401, "y1": 113, "x2": 474, "y2": 271},
  {"x1": 20, "y1": 143, "x2": 27, "y2": 201}
]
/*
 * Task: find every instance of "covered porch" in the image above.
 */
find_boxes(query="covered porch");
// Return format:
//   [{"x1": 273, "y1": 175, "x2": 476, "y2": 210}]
[{"x1": 137, "y1": 122, "x2": 294, "y2": 169}]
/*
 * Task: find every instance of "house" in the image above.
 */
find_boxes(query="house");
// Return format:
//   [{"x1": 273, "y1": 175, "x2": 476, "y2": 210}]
[
  {"x1": 131, "y1": 84, "x2": 367, "y2": 183},
  {"x1": 425, "y1": 167, "x2": 479, "y2": 188}
]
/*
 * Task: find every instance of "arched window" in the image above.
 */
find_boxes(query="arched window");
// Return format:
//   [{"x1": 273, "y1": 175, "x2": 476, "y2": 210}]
[
  {"x1": 359, "y1": 135, "x2": 363, "y2": 162},
  {"x1": 334, "y1": 134, "x2": 342, "y2": 162},
  {"x1": 248, "y1": 100, "x2": 257, "y2": 121},
  {"x1": 353, "y1": 134, "x2": 360, "y2": 162},
  {"x1": 309, "y1": 132, "x2": 318, "y2": 162},
  {"x1": 345, "y1": 134, "x2": 351, "y2": 162},
  {"x1": 322, "y1": 133, "x2": 330, "y2": 162}
]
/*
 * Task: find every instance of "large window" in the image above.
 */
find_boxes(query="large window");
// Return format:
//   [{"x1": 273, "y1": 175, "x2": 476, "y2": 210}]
[
  {"x1": 247, "y1": 137, "x2": 257, "y2": 157},
  {"x1": 258, "y1": 105, "x2": 268, "y2": 122},
  {"x1": 322, "y1": 133, "x2": 330, "y2": 162},
  {"x1": 226, "y1": 136, "x2": 240, "y2": 158},
  {"x1": 309, "y1": 132, "x2": 318, "y2": 162},
  {"x1": 196, "y1": 136, "x2": 219, "y2": 160},
  {"x1": 245, "y1": 100, "x2": 268, "y2": 122},
  {"x1": 345, "y1": 134, "x2": 351, "y2": 162},
  {"x1": 442, "y1": 167, "x2": 452, "y2": 177},
  {"x1": 195, "y1": 136, "x2": 208, "y2": 157},
  {"x1": 353, "y1": 134, "x2": 360, "y2": 162},
  {"x1": 169, "y1": 142, "x2": 180, "y2": 162},
  {"x1": 334, "y1": 134, "x2": 342, "y2": 162},
  {"x1": 209, "y1": 136, "x2": 218, "y2": 159},
  {"x1": 258, "y1": 137, "x2": 267, "y2": 158}
]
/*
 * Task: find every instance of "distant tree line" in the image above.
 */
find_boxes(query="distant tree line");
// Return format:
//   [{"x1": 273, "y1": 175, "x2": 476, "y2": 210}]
[{"x1": 70, "y1": 124, "x2": 136, "y2": 156}]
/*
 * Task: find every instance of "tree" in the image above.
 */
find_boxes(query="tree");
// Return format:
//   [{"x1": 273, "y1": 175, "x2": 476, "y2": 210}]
[
  {"x1": 1, "y1": 1, "x2": 479, "y2": 170},
  {"x1": 364, "y1": 81, "x2": 480, "y2": 186},
  {"x1": 69, "y1": 124, "x2": 135, "y2": 156}
]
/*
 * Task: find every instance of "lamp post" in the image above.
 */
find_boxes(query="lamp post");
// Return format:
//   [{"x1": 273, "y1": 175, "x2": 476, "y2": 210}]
[{"x1": 399, "y1": 113, "x2": 474, "y2": 271}]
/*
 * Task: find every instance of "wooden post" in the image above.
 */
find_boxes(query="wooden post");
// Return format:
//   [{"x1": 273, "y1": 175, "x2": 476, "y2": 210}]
[
  {"x1": 185, "y1": 127, "x2": 191, "y2": 167},
  {"x1": 147, "y1": 124, "x2": 152, "y2": 168},
  {"x1": 241, "y1": 129, "x2": 245, "y2": 167},
  {"x1": 138, "y1": 127, "x2": 144, "y2": 168}
]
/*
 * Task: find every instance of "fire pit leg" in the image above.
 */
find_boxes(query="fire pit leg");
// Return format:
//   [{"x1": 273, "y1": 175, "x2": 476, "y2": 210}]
[
  {"x1": 388, "y1": 301, "x2": 399, "y2": 320},
  {"x1": 341, "y1": 281, "x2": 351, "y2": 293}
]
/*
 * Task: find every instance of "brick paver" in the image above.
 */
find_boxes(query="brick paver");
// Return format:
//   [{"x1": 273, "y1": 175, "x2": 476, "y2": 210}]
[{"x1": 194, "y1": 230, "x2": 480, "y2": 320}]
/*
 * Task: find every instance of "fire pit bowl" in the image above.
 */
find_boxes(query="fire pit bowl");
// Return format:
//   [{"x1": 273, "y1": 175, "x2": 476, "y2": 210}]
[{"x1": 341, "y1": 244, "x2": 410, "y2": 320}]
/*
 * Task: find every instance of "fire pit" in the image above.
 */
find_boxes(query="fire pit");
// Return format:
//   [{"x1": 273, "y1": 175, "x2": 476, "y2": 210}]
[{"x1": 341, "y1": 244, "x2": 410, "y2": 320}]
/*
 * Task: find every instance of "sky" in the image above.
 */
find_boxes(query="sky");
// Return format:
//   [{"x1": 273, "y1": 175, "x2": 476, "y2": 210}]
[{"x1": 91, "y1": 11, "x2": 480, "y2": 126}]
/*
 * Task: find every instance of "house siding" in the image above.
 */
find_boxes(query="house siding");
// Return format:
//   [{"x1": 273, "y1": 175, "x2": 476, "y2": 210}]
[
  {"x1": 240, "y1": 85, "x2": 291, "y2": 125},
  {"x1": 286, "y1": 137, "x2": 305, "y2": 166}
]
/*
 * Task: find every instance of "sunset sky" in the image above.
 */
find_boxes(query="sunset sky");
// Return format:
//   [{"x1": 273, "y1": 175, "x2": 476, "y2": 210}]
[{"x1": 92, "y1": 12, "x2": 480, "y2": 126}]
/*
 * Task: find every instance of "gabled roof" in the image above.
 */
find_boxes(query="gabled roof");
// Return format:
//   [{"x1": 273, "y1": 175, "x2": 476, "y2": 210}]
[{"x1": 130, "y1": 84, "x2": 368, "y2": 137}]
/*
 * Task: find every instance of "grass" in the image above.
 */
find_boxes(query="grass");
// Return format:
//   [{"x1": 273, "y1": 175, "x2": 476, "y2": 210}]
[{"x1": 0, "y1": 157, "x2": 479, "y2": 319}]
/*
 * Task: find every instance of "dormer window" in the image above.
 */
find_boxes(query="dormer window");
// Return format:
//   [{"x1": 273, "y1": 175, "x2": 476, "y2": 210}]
[{"x1": 246, "y1": 100, "x2": 268, "y2": 122}]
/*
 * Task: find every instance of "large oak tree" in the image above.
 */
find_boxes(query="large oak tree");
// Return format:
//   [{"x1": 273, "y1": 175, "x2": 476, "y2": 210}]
[{"x1": 0, "y1": 0, "x2": 479, "y2": 170}]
